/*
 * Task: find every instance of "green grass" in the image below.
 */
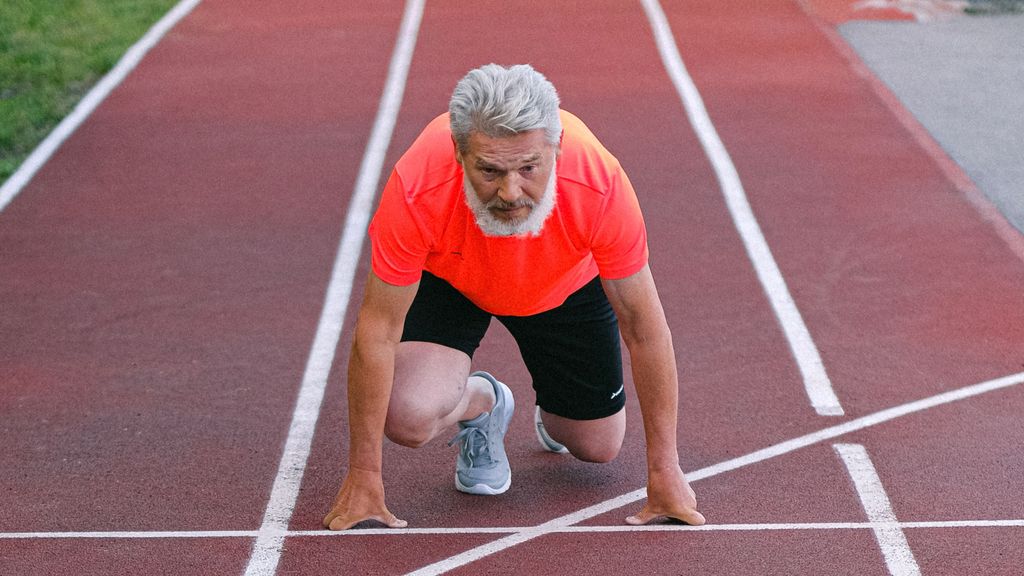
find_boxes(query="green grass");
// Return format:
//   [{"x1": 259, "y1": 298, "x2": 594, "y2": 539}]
[{"x1": 0, "y1": 0, "x2": 178, "y2": 181}]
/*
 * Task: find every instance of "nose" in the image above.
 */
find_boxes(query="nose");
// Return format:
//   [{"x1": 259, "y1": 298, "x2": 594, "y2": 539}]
[{"x1": 497, "y1": 172, "x2": 523, "y2": 204}]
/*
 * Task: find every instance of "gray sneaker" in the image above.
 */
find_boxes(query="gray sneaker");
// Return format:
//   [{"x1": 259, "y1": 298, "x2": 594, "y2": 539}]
[
  {"x1": 448, "y1": 371, "x2": 515, "y2": 495},
  {"x1": 534, "y1": 406, "x2": 569, "y2": 454}
]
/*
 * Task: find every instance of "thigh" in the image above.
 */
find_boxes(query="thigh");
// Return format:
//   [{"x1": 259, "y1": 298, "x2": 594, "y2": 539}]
[
  {"x1": 400, "y1": 271, "x2": 491, "y2": 357},
  {"x1": 499, "y1": 276, "x2": 625, "y2": 421},
  {"x1": 389, "y1": 272, "x2": 491, "y2": 426},
  {"x1": 390, "y1": 341, "x2": 472, "y2": 420}
]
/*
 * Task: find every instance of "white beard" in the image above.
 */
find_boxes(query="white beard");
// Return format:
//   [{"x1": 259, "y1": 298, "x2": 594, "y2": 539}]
[{"x1": 463, "y1": 166, "x2": 557, "y2": 238}]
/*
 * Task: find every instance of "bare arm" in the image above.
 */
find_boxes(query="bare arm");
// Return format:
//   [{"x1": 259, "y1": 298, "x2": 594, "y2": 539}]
[
  {"x1": 323, "y1": 271, "x2": 418, "y2": 530},
  {"x1": 601, "y1": 264, "x2": 705, "y2": 525}
]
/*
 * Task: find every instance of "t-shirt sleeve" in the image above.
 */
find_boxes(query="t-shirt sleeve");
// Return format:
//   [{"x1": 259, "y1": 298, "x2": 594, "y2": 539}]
[
  {"x1": 590, "y1": 166, "x2": 649, "y2": 279},
  {"x1": 368, "y1": 169, "x2": 430, "y2": 286}
]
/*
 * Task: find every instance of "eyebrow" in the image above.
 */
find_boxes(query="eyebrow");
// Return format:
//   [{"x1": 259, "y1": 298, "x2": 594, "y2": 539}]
[{"x1": 474, "y1": 154, "x2": 543, "y2": 169}]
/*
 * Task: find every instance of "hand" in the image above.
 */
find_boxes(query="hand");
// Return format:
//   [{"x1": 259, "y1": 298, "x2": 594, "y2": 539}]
[
  {"x1": 322, "y1": 468, "x2": 408, "y2": 531},
  {"x1": 626, "y1": 465, "x2": 706, "y2": 526}
]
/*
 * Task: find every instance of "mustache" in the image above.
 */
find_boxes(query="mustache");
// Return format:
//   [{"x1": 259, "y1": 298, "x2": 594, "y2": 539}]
[{"x1": 486, "y1": 197, "x2": 536, "y2": 210}]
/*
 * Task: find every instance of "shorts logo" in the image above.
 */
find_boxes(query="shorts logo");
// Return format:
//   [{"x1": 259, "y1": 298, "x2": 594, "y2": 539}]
[{"x1": 609, "y1": 385, "x2": 625, "y2": 400}]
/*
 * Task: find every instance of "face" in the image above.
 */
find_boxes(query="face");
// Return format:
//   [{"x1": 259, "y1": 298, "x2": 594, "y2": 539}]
[{"x1": 456, "y1": 130, "x2": 559, "y2": 237}]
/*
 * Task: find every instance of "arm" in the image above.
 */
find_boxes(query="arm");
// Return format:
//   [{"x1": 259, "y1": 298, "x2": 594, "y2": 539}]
[
  {"x1": 323, "y1": 271, "x2": 419, "y2": 530},
  {"x1": 601, "y1": 264, "x2": 706, "y2": 526}
]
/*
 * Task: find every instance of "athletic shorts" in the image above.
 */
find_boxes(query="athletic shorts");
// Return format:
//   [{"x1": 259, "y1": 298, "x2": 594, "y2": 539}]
[{"x1": 401, "y1": 271, "x2": 625, "y2": 420}]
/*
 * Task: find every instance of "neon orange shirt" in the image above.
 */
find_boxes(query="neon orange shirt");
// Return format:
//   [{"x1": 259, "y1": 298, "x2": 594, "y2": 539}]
[{"x1": 369, "y1": 110, "x2": 648, "y2": 317}]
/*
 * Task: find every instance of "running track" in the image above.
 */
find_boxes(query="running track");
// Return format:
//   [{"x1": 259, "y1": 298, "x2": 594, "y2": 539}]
[{"x1": 2, "y1": 1, "x2": 1023, "y2": 574}]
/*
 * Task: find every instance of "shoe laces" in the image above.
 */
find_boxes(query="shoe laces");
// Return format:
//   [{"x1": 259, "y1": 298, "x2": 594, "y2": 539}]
[{"x1": 448, "y1": 425, "x2": 492, "y2": 466}]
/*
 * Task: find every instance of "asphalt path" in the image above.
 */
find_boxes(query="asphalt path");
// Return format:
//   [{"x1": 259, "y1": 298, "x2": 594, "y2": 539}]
[{"x1": 841, "y1": 12, "x2": 1024, "y2": 235}]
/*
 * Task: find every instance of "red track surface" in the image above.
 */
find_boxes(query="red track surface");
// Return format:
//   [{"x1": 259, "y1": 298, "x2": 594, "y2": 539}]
[{"x1": 2, "y1": 1, "x2": 1022, "y2": 575}]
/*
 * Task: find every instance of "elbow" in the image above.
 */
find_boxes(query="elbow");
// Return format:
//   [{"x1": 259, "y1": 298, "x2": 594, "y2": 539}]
[{"x1": 618, "y1": 319, "x2": 671, "y2": 351}]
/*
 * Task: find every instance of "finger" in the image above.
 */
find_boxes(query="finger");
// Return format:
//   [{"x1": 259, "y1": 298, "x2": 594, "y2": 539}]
[
  {"x1": 325, "y1": 511, "x2": 408, "y2": 531},
  {"x1": 322, "y1": 508, "x2": 346, "y2": 529},
  {"x1": 666, "y1": 508, "x2": 706, "y2": 526},
  {"x1": 327, "y1": 515, "x2": 363, "y2": 531},
  {"x1": 378, "y1": 512, "x2": 408, "y2": 529},
  {"x1": 625, "y1": 507, "x2": 658, "y2": 526},
  {"x1": 625, "y1": 507, "x2": 706, "y2": 526}
]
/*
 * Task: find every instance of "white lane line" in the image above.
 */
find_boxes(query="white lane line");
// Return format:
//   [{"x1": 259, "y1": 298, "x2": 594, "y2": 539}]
[
  {"x1": 241, "y1": 1, "x2": 425, "y2": 575},
  {"x1": 291, "y1": 518, "x2": 1024, "y2": 535},
  {"x1": 1, "y1": 371, "x2": 1020, "y2": 549},
  {"x1": 6, "y1": 518, "x2": 1023, "y2": 540},
  {"x1": 639, "y1": 0, "x2": 843, "y2": 416},
  {"x1": 835, "y1": 444, "x2": 922, "y2": 576},
  {"x1": 403, "y1": 369, "x2": 1024, "y2": 576},
  {"x1": 0, "y1": 531, "x2": 258, "y2": 539},
  {"x1": 0, "y1": 0, "x2": 203, "y2": 215}
]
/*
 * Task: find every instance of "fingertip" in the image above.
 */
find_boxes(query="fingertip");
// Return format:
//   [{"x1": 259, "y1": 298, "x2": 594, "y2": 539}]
[
  {"x1": 625, "y1": 514, "x2": 647, "y2": 526},
  {"x1": 674, "y1": 510, "x2": 706, "y2": 526},
  {"x1": 327, "y1": 517, "x2": 350, "y2": 531}
]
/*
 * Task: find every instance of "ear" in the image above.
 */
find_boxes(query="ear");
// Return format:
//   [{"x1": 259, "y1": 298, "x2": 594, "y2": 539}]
[{"x1": 451, "y1": 135, "x2": 463, "y2": 165}]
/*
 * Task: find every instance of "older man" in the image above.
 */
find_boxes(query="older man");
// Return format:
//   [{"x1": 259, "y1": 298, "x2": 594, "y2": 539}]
[{"x1": 324, "y1": 63, "x2": 704, "y2": 530}]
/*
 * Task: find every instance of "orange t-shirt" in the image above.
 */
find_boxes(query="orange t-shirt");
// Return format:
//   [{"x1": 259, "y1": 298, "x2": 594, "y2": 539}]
[{"x1": 368, "y1": 110, "x2": 648, "y2": 316}]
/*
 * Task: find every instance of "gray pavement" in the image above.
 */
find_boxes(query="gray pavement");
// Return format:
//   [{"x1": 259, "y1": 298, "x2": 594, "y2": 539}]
[{"x1": 840, "y1": 12, "x2": 1024, "y2": 234}]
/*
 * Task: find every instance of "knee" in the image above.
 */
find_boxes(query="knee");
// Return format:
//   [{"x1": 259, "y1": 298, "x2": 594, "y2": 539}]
[
  {"x1": 384, "y1": 402, "x2": 435, "y2": 448},
  {"x1": 539, "y1": 408, "x2": 625, "y2": 463},
  {"x1": 384, "y1": 417, "x2": 432, "y2": 448},
  {"x1": 570, "y1": 442, "x2": 622, "y2": 464}
]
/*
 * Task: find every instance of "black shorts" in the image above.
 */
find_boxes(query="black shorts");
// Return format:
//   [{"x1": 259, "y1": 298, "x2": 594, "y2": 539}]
[{"x1": 401, "y1": 271, "x2": 625, "y2": 420}]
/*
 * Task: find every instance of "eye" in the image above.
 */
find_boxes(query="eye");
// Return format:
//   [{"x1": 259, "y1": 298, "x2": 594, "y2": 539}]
[{"x1": 520, "y1": 165, "x2": 536, "y2": 175}]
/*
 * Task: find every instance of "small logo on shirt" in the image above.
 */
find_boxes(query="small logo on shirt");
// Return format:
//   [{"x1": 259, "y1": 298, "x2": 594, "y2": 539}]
[{"x1": 610, "y1": 385, "x2": 625, "y2": 400}]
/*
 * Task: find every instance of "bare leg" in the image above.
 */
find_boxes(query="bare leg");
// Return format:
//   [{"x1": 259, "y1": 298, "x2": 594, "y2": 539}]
[
  {"x1": 384, "y1": 341, "x2": 495, "y2": 448},
  {"x1": 537, "y1": 407, "x2": 625, "y2": 463}
]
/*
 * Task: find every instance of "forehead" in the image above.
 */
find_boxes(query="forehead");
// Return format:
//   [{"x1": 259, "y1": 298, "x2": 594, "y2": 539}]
[{"x1": 465, "y1": 130, "x2": 553, "y2": 167}]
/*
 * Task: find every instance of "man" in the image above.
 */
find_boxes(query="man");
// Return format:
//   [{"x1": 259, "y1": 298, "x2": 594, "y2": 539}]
[{"x1": 323, "y1": 63, "x2": 705, "y2": 530}]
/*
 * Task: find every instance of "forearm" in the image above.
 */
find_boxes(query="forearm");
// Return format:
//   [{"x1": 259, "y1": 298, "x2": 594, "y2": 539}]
[
  {"x1": 342, "y1": 273, "x2": 417, "y2": 475},
  {"x1": 345, "y1": 333, "x2": 397, "y2": 474},
  {"x1": 601, "y1": 266, "x2": 683, "y2": 472},
  {"x1": 625, "y1": 329, "x2": 682, "y2": 471}
]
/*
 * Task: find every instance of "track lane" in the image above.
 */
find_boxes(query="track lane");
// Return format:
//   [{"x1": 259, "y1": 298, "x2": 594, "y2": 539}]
[
  {"x1": 288, "y1": 0, "x2": 824, "y2": 544},
  {"x1": 284, "y1": 0, "x2": 990, "y2": 572},
  {"x1": 659, "y1": 0, "x2": 1024, "y2": 410},
  {"x1": 292, "y1": 0, "x2": 1024, "y2": 573},
  {"x1": 0, "y1": 0, "x2": 403, "y2": 571},
  {"x1": 3, "y1": 0, "x2": 1023, "y2": 574}
]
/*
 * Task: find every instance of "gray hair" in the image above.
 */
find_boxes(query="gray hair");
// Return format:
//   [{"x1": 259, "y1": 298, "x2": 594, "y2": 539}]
[{"x1": 449, "y1": 64, "x2": 562, "y2": 154}]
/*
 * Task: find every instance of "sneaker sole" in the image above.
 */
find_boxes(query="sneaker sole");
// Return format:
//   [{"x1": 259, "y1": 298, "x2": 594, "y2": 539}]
[{"x1": 454, "y1": 472, "x2": 512, "y2": 495}]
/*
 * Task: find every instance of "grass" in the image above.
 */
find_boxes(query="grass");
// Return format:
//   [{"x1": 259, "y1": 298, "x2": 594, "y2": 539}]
[{"x1": 0, "y1": 0, "x2": 178, "y2": 181}]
